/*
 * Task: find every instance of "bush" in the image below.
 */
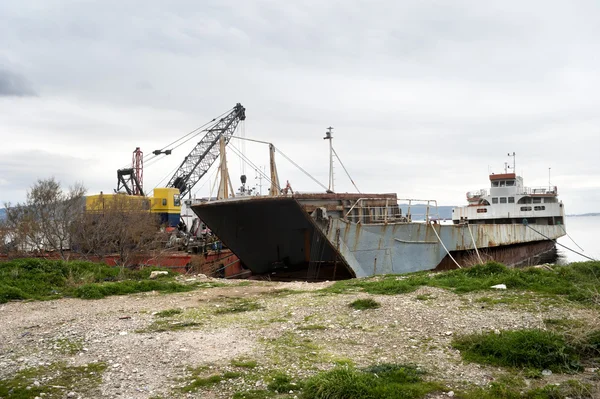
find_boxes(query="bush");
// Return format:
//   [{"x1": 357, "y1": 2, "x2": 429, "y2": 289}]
[
  {"x1": 452, "y1": 329, "x2": 581, "y2": 372},
  {"x1": 0, "y1": 258, "x2": 187, "y2": 302},
  {"x1": 302, "y1": 364, "x2": 443, "y2": 399}
]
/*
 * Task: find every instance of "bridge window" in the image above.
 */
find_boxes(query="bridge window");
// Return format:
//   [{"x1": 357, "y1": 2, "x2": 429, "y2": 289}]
[
  {"x1": 508, "y1": 197, "x2": 515, "y2": 203},
  {"x1": 521, "y1": 206, "x2": 532, "y2": 211},
  {"x1": 492, "y1": 197, "x2": 499, "y2": 204},
  {"x1": 533, "y1": 197, "x2": 542, "y2": 204},
  {"x1": 500, "y1": 197, "x2": 507, "y2": 204},
  {"x1": 492, "y1": 181, "x2": 499, "y2": 187},
  {"x1": 534, "y1": 206, "x2": 546, "y2": 211},
  {"x1": 499, "y1": 181, "x2": 506, "y2": 187},
  {"x1": 506, "y1": 180, "x2": 515, "y2": 186},
  {"x1": 477, "y1": 208, "x2": 488, "y2": 213}
]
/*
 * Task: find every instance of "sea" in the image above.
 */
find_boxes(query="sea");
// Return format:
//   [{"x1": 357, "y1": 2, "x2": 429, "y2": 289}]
[{"x1": 556, "y1": 215, "x2": 600, "y2": 264}]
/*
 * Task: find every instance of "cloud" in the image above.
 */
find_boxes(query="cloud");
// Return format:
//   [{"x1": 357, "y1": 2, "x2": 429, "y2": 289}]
[{"x1": 0, "y1": 68, "x2": 37, "y2": 96}]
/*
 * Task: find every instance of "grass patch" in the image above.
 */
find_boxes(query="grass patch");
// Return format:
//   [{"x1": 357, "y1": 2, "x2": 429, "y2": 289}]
[
  {"x1": 137, "y1": 320, "x2": 201, "y2": 333},
  {"x1": 458, "y1": 377, "x2": 593, "y2": 399},
  {"x1": 298, "y1": 324, "x2": 327, "y2": 331},
  {"x1": 233, "y1": 390, "x2": 276, "y2": 399},
  {"x1": 302, "y1": 363, "x2": 444, "y2": 399},
  {"x1": 181, "y1": 371, "x2": 241, "y2": 393},
  {"x1": 267, "y1": 372, "x2": 301, "y2": 393},
  {"x1": 155, "y1": 308, "x2": 183, "y2": 317},
  {"x1": 215, "y1": 298, "x2": 263, "y2": 314},
  {"x1": 415, "y1": 293, "x2": 435, "y2": 301},
  {"x1": 0, "y1": 362, "x2": 107, "y2": 398},
  {"x1": 0, "y1": 258, "x2": 192, "y2": 303},
  {"x1": 349, "y1": 298, "x2": 381, "y2": 310},
  {"x1": 54, "y1": 338, "x2": 84, "y2": 355},
  {"x1": 452, "y1": 329, "x2": 581, "y2": 372},
  {"x1": 231, "y1": 358, "x2": 258, "y2": 369},
  {"x1": 323, "y1": 261, "x2": 600, "y2": 306}
]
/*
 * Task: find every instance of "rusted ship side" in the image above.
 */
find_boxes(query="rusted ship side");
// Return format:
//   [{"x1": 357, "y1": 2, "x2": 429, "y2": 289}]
[{"x1": 191, "y1": 189, "x2": 565, "y2": 280}]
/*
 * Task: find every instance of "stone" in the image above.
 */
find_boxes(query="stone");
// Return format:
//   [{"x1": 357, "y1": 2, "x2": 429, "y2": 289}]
[
  {"x1": 541, "y1": 369, "x2": 552, "y2": 376},
  {"x1": 491, "y1": 284, "x2": 507, "y2": 289},
  {"x1": 447, "y1": 391, "x2": 455, "y2": 397},
  {"x1": 149, "y1": 271, "x2": 169, "y2": 279}
]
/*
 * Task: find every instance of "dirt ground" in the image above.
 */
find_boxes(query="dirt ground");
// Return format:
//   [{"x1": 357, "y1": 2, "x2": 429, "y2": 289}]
[{"x1": 1, "y1": 276, "x2": 599, "y2": 398}]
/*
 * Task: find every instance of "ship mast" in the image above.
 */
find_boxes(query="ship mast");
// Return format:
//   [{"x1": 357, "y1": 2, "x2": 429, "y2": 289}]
[{"x1": 324, "y1": 126, "x2": 334, "y2": 193}]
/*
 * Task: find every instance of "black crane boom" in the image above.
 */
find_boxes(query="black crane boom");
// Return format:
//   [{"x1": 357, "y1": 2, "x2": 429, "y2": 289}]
[{"x1": 166, "y1": 103, "x2": 246, "y2": 198}]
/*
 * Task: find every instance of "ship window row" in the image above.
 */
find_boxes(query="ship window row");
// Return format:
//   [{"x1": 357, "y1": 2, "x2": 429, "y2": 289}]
[
  {"x1": 491, "y1": 180, "x2": 516, "y2": 187},
  {"x1": 518, "y1": 197, "x2": 556, "y2": 204},
  {"x1": 520, "y1": 206, "x2": 546, "y2": 211},
  {"x1": 491, "y1": 197, "x2": 515, "y2": 204}
]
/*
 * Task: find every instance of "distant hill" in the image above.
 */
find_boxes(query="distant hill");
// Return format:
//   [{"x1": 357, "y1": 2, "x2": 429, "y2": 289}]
[
  {"x1": 567, "y1": 213, "x2": 600, "y2": 217},
  {"x1": 398, "y1": 204, "x2": 454, "y2": 220}
]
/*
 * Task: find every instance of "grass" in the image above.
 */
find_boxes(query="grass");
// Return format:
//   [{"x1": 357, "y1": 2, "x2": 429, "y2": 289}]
[
  {"x1": 458, "y1": 376, "x2": 593, "y2": 399},
  {"x1": 452, "y1": 329, "x2": 582, "y2": 372},
  {"x1": 324, "y1": 261, "x2": 600, "y2": 306},
  {"x1": 180, "y1": 370, "x2": 242, "y2": 392},
  {"x1": 136, "y1": 320, "x2": 202, "y2": 333},
  {"x1": 302, "y1": 363, "x2": 444, "y2": 399},
  {"x1": 54, "y1": 337, "x2": 84, "y2": 355},
  {"x1": 231, "y1": 358, "x2": 258, "y2": 369},
  {"x1": 349, "y1": 298, "x2": 381, "y2": 310},
  {"x1": 154, "y1": 308, "x2": 183, "y2": 317},
  {"x1": 0, "y1": 258, "x2": 194, "y2": 303},
  {"x1": 215, "y1": 298, "x2": 263, "y2": 314},
  {"x1": 267, "y1": 372, "x2": 300, "y2": 393},
  {"x1": 0, "y1": 362, "x2": 107, "y2": 399}
]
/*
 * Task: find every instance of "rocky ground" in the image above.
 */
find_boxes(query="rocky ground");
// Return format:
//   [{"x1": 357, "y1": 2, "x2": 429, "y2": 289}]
[{"x1": 1, "y1": 275, "x2": 599, "y2": 398}]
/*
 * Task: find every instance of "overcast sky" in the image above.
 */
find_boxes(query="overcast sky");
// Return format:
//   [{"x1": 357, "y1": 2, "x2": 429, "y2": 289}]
[{"x1": 1, "y1": 0, "x2": 599, "y2": 214}]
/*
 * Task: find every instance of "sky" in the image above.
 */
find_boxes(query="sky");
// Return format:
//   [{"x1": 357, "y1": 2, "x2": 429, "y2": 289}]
[{"x1": 1, "y1": 0, "x2": 599, "y2": 214}]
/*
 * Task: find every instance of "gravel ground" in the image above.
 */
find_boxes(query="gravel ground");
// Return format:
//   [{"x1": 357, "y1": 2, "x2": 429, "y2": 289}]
[{"x1": 1, "y1": 276, "x2": 599, "y2": 398}]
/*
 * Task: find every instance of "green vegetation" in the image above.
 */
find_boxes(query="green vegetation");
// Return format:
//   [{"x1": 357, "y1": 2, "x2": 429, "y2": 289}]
[
  {"x1": 180, "y1": 370, "x2": 241, "y2": 392},
  {"x1": 0, "y1": 258, "x2": 194, "y2": 303},
  {"x1": 452, "y1": 329, "x2": 583, "y2": 372},
  {"x1": 154, "y1": 308, "x2": 183, "y2": 317},
  {"x1": 0, "y1": 362, "x2": 107, "y2": 399},
  {"x1": 137, "y1": 320, "x2": 201, "y2": 333},
  {"x1": 349, "y1": 298, "x2": 381, "y2": 310},
  {"x1": 54, "y1": 337, "x2": 84, "y2": 355},
  {"x1": 298, "y1": 324, "x2": 327, "y2": 331},
  {"x1": 233, "y1": 390, "x2": 276, "y2": 399},
  {"x1": 267, "y1": 372, "x2": 300, "y2": 393},
  {"x1": 458, "y1": 375, "x2": 593, "y2": 399},
  {"x1": 302, "y1": 364, "x2": 444, "y2": 399},
  {"x1": 325, "y1": 261, "x2": 600, "y2": 305},
  {"x1": 215, "y1": 298, "x2": 263, "y2": 314},
  {"x1": 231, "y1": 358, "x2": 258, "y2": 369}
]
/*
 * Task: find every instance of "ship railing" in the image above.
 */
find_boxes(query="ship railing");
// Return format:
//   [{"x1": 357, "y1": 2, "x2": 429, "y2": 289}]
[
  {"x1": 520, "y1": 186, "x2": 558, "y2": 195},
  {"x1": 344, "y1": 198, "x2": 440, "y2": 224}
]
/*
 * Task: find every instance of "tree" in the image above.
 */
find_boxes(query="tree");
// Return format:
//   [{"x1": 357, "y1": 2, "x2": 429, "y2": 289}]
[
  {"x1": 71, "y1": 193, "x2": 169, "y2": 267},
  {"x1": 4, "y1": 178, "x2": 86, "y2": 259}
]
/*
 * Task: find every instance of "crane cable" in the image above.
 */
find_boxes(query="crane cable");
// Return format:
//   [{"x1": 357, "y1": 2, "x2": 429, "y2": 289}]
[
  {"x1": 119, "y1": 107, "x2": 235, "y2": 170},
  {"x1": 275, "y1": 147, "x2": 329, "y2": 191}
]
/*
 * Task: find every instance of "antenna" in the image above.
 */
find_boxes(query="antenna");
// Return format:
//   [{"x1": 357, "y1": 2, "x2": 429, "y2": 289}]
[
  {"x1": 549, "y1": 167, "x2": 551, "y2": 189},
  {"x1": 323, "y1": 126, "x2": 334, "y2": 193},
  {"x1": 507, "y1": 152, "x2": 516, "y2": 174}
]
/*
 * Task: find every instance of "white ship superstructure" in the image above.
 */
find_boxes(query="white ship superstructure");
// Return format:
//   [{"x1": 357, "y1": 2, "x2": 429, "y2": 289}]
[{"x1": 452, "y1": 173, "x2": 565, "y2": 227}]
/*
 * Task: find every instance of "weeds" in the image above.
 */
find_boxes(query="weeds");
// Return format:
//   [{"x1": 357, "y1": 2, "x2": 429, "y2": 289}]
[
  {"x1": 0, "y1": 362, "x2": 107, "y2": 398},
  {"x1": 231, "y1": 358, "x2": 258, "y2": 369},
  {"x1": 267, "y1": 372, "x2": 300, "y2": 393},
  {"x1": 0, "y1": 258, "x2": 191, "y2": 303},
  {"x1": 180, "y1": 371, "x2": 241, "y2": 392},
  {"x1": 155, "y1": 308, "x2": 183, "y2": 317},
  {"x1": 323, "y1": 261, "x2": 600, "y2": 306},
  {"x1": 215, "y1": 298, "x2": 263, "y2": 314},
  {"x1": 452, "y1": 329, "x2": 581, "y2": 372},
  {"x1": 458, "y1": 377, "x2": 593, "y2": 399},
  {"x1": 349, "y1": 298, "x2": 381, "y2": 310},
  {"x1": 302, "y1": 364, "x2": 444, "y2": 399}
]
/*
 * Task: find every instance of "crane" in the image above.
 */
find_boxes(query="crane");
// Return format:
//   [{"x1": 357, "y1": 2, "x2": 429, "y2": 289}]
[{"x1": 159, "y1": 103, "x2": 246, "y2": 199}]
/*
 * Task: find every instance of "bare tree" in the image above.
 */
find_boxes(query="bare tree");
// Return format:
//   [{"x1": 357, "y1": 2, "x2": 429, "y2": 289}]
[
  {"x1": 3, "y1": 178, "x2": 86, "y2": 259},
  {"x1": 72, "y1": 193, "x2": 168, "y2": 268}
]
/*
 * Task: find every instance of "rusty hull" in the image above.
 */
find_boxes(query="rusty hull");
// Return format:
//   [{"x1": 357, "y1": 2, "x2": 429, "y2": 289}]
[{"x1": 192, "y1": 193, "x2": 565, "y2": 279}]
